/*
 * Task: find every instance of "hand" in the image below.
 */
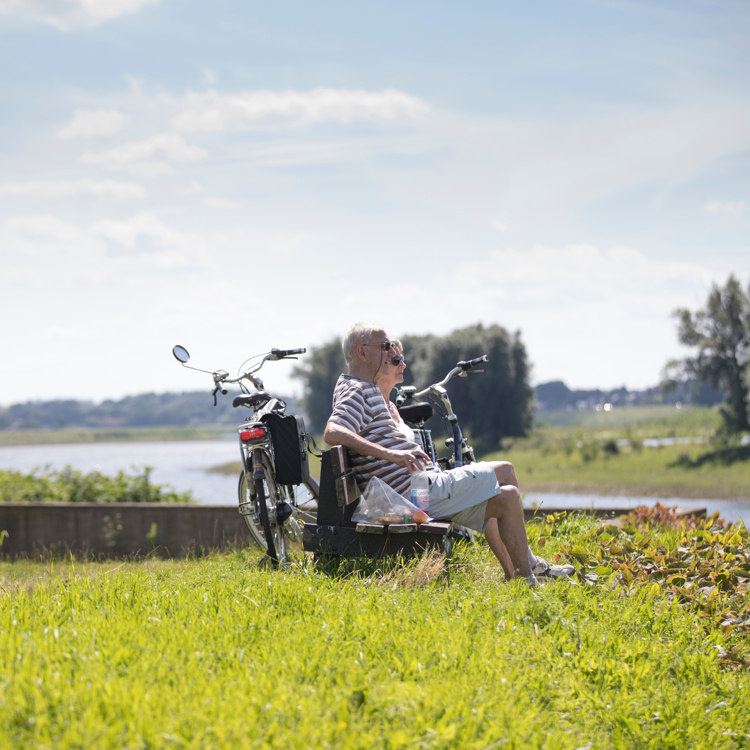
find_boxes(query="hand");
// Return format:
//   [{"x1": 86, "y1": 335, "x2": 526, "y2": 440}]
[{"x1": 388, "y1": 448, "x2": 429, "y2": 472}]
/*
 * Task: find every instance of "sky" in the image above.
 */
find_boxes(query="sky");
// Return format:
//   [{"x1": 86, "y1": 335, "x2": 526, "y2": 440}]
[{"x1": 1, "y1": 0, "x2": 749, "y2": 405}]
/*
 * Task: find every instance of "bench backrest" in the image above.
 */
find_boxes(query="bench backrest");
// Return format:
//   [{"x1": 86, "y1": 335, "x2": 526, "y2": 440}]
[
  {"x1": 330, "y1": 445, "x2": 361, "y2": 506},
  {"x1": 316, "y1": 446, "x2": 361, "y2": 527}
]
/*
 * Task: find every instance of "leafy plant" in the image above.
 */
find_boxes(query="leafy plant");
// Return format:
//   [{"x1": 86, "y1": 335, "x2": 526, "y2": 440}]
[
  {"x1": 0, "y1": 465, "x2": 194, "y2": 504},
  {"x1": 554, "y1": 507, "x2": 750, "y2": 670}
]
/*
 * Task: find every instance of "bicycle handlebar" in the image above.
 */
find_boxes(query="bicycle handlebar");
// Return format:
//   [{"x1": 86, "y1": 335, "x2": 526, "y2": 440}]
[
  {"x1": 271, "y1": 347, "x2": 306, "y2": 359},
  {"x1": 457, "y1": 355, "x2": 488, "y2": 371},
  {"x1": 396, "y1": 354, "x2": 489, "y2": 404}
]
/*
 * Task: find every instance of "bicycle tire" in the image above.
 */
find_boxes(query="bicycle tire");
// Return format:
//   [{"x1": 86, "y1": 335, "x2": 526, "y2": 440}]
[{"x1": 237, "y1": 453, "x2": 287, "y2": 566}]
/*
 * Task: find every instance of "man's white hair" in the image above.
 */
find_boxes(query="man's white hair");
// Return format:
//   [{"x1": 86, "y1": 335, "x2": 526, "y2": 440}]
[{"x1": 343, "y1": 322, "x2": 386, "y2": 364}]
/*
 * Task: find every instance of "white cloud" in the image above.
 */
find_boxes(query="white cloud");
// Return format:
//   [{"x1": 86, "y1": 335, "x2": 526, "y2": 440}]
[
  {"x1": 246, "y1": 137, "x2": 426, "y2": 166},
  {"x1": 0, "y1": 0, "x2": 160, "y2": 30},
  {"x1": 171, "y1": 88, "x2": 430, "y2": 132},
  {"x1": 414, "y1": 100, "x2": 750, "y2": 234},
  {"x1": 704, "y1": 201, "x2": 747, "y2": 215},
  {"x1": 176, "y1": 180, "x2": 205, "y2": 196},
  {"x1": 1, "y1": 214, "x2": 90, "y2": 258},
  {"x1": 432, "y1": 244, "x2": 725, "y2": 388},
  {"x1": 1, "y1": 212, "x2": 212, "y2": 273},
  {"x1": 330, "y1": 242, "x2": 733, "y2": 390},
  {"x1": 203, "y1": 197, "x2": 239, "y2": 210},
  {"x1": 58, "y1": 109, "x2": 127, "y2": 138},
  {"x1": 0, "y1": 179, "x2": 145, "y2": 199},
  {"x1": 172, "y1": 180, "x2": 238, "y2": 208},
  {"x1": 81, "y1": 132, "x2": 207, "y2": 177}
]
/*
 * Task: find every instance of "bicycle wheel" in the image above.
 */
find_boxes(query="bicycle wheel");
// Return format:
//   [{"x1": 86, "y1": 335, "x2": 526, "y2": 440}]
[{"x1": 237, "y1": 454, "x2": 287, "y2": 566}]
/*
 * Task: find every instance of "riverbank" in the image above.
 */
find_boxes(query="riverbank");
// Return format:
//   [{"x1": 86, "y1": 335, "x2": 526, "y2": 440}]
[
  {"x1": 3, "y1": 406, "x2": 748, "y2": 502},
  {"x1": 0, "y1": 425, "x2": 230, "y2": 446},
  {"x1": 486, "y1": 407, "x2": 749, "y2": 501}
]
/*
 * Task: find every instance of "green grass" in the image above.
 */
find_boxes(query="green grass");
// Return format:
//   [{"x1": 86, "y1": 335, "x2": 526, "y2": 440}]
[
  {"x1": 2, "y1": 518, "x2": 749, "y2": 749},
  {"x1": 536, "y1": 405, "x2": 723, "y2": 431},
  {"x1": 485, "y1": 407, "x2": 750, "y2": 500}
]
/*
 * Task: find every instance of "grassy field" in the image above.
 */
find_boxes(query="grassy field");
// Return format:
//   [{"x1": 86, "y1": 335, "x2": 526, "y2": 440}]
[
  {"x1": 485, "y1": 407, "x2": 750, "y2": 500},
  {"x1": 1, "y1": 512, "x2": 749, "y2": 749}
]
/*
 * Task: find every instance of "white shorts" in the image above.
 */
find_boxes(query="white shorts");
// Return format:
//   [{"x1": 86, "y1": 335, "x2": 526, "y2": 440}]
[{"x1": 427, "y1": 462, "x2": 500, "y2": 533}]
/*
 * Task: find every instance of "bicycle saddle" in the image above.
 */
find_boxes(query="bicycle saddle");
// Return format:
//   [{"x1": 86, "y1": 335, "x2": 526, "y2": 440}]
[
  {"x1": 232, "y1": 392, "x2": 272, "y2": 409},
  {"x1": 398, "y1": 402, "x2": 433, "y2": 424}
]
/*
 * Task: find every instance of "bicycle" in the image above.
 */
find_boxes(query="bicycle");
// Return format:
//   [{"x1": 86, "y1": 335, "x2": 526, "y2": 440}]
[
  {"x1": 172, "y1": 345, "x2": 319, "y2": 568},
  {"x1": 395, "y1": 355, "x2": 489, "y2": 471}
]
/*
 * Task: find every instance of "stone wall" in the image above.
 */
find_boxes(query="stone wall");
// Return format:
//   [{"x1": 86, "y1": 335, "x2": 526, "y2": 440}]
[{"x1": 0, "y1": 503, "x2": 254, "y2": 558}]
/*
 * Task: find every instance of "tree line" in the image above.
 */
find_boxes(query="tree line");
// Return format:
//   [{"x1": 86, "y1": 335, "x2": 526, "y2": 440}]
[
  {"x1": 292, "y1": 323, "x2": 534, "y2": 452},
  {"x1": 0, "y1": 392, "x2": 298, "y2": 431}
]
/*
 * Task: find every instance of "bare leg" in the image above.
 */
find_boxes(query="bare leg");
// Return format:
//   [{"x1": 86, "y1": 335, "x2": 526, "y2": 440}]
[
  {"x1": 484, "y1": 485, "x2": 532, "y2": 578},
  {"x1": 485, "y1": 518, "x2": 514, "y2": 579},
  {"x1": 492, "y1": 461, "x2": 518, "y2": 488}
]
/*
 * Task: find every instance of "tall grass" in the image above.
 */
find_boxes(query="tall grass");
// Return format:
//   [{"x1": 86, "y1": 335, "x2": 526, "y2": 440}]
[{"x1": 2, "y1": 527, "x2": 749, "y2": 748}]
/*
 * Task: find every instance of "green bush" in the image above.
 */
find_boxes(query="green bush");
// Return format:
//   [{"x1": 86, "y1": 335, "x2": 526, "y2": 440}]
[{"x1": 0, "y1": 465, "x2": 194, "y2": 504}]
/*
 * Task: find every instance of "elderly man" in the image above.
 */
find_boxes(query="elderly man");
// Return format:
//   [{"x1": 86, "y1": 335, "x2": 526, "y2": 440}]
[{"x1": 323, "y1": 322, "x2": 573, "y2": 585}]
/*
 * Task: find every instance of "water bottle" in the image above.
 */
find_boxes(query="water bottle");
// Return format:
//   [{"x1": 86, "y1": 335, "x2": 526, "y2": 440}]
[{"x1": 410, "y1": 471, "x2": 430, "y2": 511}]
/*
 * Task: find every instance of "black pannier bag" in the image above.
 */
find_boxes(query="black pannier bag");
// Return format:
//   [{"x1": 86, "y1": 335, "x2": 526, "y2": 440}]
[{"x1": 260, "y1": 412, "x2": 310, "y2": 485}]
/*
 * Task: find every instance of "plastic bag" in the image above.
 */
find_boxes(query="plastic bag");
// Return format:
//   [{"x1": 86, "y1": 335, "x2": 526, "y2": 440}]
[{"x1": 352, "y1": 476, "x2": 429, "y2": 525}]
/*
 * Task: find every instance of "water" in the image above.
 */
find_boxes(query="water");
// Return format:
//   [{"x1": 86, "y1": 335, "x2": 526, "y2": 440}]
[
  {"x1": 0, "y1": 439, "x2": 241, "y2": 505},
  {"x1": 0, "y1": 440, "x2": 747, "y2": 526},
  {"x1": 523, "y1": 492, "x2": 750, "y2": 527}
]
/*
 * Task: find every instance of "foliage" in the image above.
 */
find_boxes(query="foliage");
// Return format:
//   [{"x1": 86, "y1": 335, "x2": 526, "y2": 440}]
[
  {"x1": 623, "y1": 502, "x2": 701, "y2": 530},
  {"x1": 401, "y1": 323, "x2": 534, "y2": 450},
  {"x1": 0, "y1": 465, "x2": 194, "y2": 504},
  {"x1": 291, "y1": 324, "x2": 534, "y2": 446},
  {"x1": 2, "y1": 538, "x2": 750, "y2": 748},
  {"x1": 665, "y1": 274, "x2": 750, "y2": 433},
  {"x1": 291, "y1": 337, "x2": 346, "y2": 433},
  {"x1": 547, "y1": 508, "x2": 750, "y2": 670}
]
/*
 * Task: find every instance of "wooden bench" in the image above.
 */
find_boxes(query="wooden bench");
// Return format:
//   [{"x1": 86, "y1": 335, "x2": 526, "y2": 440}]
[{"x1": 301, "y1": 445, "x2": 451, "y2": 558}]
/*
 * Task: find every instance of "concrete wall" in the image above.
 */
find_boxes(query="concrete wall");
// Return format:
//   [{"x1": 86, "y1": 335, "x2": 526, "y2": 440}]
[
  {"x1": 0, "y1": 503, "x2": 254, "y2": 558},
  {"x1": 0, "y1": 502, "x2": 705, "y2": 559}
]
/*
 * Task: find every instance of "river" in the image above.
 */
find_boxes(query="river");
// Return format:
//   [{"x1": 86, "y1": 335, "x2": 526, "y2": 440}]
[{"x1": 0, "y1": 439, "x2": 748, "y2": 526}]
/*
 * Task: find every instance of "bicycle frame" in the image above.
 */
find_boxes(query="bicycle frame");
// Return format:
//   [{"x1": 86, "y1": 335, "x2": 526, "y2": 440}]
[{"x1": 172, "y1": 344, "x2": 313, "y2": 568}]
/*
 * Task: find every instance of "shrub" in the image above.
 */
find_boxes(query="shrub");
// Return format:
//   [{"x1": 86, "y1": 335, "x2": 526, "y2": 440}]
[{"x1": 0, "y1": 465, "x2": 194, "y2": 504}]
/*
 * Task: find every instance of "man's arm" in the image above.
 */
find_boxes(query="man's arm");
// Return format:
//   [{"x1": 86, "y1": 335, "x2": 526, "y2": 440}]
[{"x1": 324, "y1": 421, "x2": 429, "y2": 472}]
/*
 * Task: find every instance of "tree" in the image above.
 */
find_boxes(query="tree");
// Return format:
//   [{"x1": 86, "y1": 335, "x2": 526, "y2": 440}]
[
  {"x1": 291, "y1": 337, "x2": 346, "y2": 433},
  {"x1": 402, "y1": 324, "x2": 534, "y2": 451},
  {"x1": 665, "y1": 275, "x2": 750, "y2": 433},
  {"x1": 291, "y1": 325, "x2": 535, "y2": 447}
]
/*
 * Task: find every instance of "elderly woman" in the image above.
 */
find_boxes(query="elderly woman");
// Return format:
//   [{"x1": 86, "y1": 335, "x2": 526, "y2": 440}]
[
  {"x1": 371, "y1": 338, "x2": 520, "y2": 578},
  {"x1": 372, "y1": 338, "x2": 414, "y2": 442}
]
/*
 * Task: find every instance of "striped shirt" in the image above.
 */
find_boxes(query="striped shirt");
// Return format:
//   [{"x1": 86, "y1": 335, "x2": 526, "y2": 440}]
[{"x1": 329, "y1": 374, "x2": 434, "y2": 495}]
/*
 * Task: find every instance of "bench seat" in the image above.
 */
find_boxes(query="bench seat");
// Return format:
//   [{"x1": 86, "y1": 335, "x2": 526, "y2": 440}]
[{"x1": 302, "y1": 446, "x2": 452, "y2": 558}]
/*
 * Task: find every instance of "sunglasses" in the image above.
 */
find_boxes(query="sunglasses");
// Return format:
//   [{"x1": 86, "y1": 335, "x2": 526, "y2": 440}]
[
  {"x1": 362, "y1": 340, "x2": 395, "y2": 352},
  {"x1": 390, "y1": 355, "x2": 405, "y2": 365}
]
